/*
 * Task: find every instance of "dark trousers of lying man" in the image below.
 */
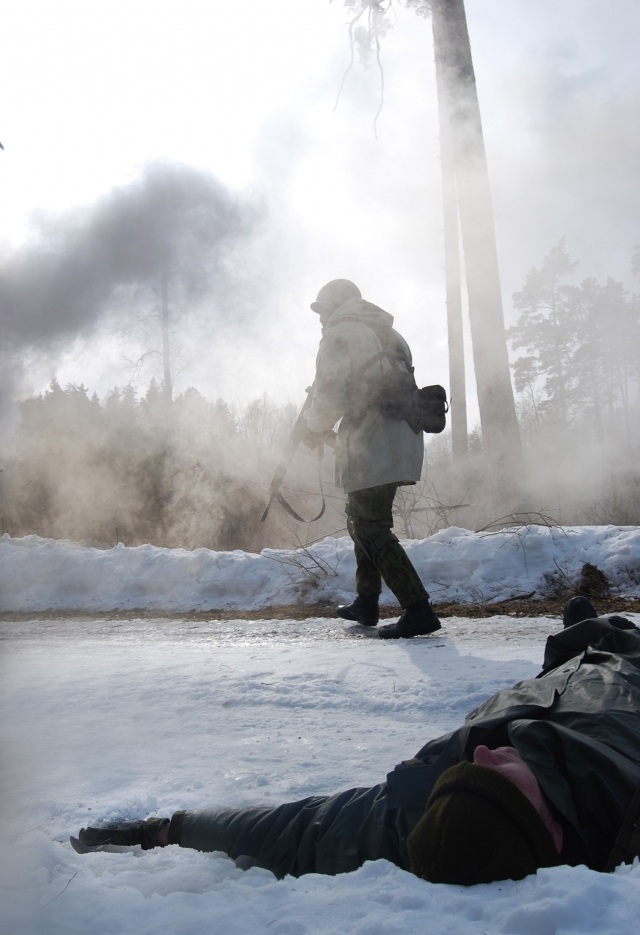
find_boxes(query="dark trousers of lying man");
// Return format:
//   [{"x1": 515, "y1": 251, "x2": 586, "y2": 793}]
[{"x1": 76, "y1": 600, "x2": 640, "y2": 886}]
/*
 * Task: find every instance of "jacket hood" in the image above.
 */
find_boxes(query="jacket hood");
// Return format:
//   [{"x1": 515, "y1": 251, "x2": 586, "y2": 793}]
[{"x1": 324, "y1": 297, "x2": 394, "y2": 332}]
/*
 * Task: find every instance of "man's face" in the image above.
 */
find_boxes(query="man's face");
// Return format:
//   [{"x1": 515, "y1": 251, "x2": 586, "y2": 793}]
[
  {"x1": 473, "y1": 744, "x2": 563, "y2": 853},
  {"x1": 472, "y1": 745, "x2": 547, "y2": 816}
]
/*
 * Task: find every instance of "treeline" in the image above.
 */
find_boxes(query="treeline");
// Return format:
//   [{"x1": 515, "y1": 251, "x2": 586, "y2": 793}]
[
  {"x1": 2, "y1": 241, "x2": 640, "y2": 549},
  {"x1": 508, "y1": 242, "x2": 640, "y2": 526},
  {"x1": 427, "y1": 241, "x2": 640, "y2": 528},
  {"x1": 0, "y1": 380, "x2": 347, "y2": 550},
  {"x1": 509, "y1": 241, "x2": 640, "y2": 446}
]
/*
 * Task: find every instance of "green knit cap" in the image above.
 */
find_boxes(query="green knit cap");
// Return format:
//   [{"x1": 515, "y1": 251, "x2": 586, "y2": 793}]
[{"x1": 407, "y1": 762, "x2": 560, "y2": 885}]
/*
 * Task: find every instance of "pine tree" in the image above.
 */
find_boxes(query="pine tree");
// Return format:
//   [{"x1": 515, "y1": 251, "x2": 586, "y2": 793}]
[{"x1": 509, "y1": 241, "x2": 578, "y2": 426}]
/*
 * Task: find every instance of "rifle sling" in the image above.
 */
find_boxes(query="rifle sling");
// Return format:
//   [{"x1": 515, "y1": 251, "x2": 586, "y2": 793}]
[{"x1": 274, "y1": 443, "x2": 326, "y2": 523}]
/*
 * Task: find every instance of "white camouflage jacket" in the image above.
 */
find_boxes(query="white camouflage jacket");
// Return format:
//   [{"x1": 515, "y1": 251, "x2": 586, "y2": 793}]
[{"x1": 303, "y1": 297, "x2": 424, "y2": 494}]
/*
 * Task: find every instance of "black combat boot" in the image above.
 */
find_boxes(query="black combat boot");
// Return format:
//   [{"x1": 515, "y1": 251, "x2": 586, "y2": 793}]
[
  {"x1": 562, "y1": 596, "x2": 597, "y2": 629},
  {"x1": 378, "y1": 598, "x2": 441, "y2": 639},
  {"x1": 336, "y1": 593, "x2": 379, "y2": 626},
  {"x1": 73, "y1": 817, "x2": 169, "y2": 851}
]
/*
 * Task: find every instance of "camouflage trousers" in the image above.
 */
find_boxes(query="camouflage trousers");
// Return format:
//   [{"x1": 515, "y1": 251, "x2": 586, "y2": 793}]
[{"x1": 345, "y1": 483, "x2": 428, "y2": 609}]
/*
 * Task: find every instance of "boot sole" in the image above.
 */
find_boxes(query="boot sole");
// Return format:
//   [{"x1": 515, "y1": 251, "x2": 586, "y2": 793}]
[
  {"x1": 378, "y1": 622, "x2": 442, "y2": 639},
  {"x1": 335, "y1": 609, "x2": 378, "y2": 626}
]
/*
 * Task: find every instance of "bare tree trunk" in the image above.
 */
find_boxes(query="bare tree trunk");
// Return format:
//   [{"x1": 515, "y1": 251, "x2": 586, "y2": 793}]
[
  {"x1": 431, "y1": 0, "x2": 521, "y2": 484},
  {"x1": 160, "y1": 271, "x2": 172, "y2": 405},
  {"x1": 436, "y1": 70, "x2": 468, "y2": 465}
]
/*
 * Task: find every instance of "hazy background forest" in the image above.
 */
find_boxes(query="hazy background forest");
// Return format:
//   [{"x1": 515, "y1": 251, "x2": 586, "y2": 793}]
[
  {"x1": 2, "y1": 238, "x2": 638, "y2": 551},
  {"x1": 2, "y1": 1, "x2": 640, "y2": 552}
]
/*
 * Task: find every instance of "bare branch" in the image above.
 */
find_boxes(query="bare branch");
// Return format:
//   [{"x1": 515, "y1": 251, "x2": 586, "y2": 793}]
[
  {"x1": 333, "y1": 1, "x2": 369, "y2": 113},
  {"x1": 373, "y1": 5, "x2": 386, "y2": 139},
  {"x1": 335, "y1": 1, "x2": 429, "y2": 134}
]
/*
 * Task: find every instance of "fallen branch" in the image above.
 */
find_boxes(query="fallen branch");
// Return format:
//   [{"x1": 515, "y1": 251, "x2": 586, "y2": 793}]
[
  {"x1": 488, "y1": 591, "x2": 536, "y2": 606},
  {"x1": 475, "y1": 511, "x2": 562, "y2": 535},
  {"x1": 394, "y1": 504, "x2": 471, "y2": 515}
]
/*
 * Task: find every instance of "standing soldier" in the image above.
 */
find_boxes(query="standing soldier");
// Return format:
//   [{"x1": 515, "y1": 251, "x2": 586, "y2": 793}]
[{"x1": 301, "y1": 279, "x2": 441, "y2": 639}]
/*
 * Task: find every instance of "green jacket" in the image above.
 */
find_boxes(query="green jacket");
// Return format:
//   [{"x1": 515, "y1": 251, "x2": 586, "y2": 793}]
[
  {"x1": 303, "y1": 297, "x2": 424, "y2": 493},
  {"x1": 180, "y1": 619, "x2": 640, "y2": 878}
]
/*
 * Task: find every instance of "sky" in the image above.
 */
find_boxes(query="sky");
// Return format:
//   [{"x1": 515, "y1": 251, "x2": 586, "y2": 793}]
[{"x1": 1, "y1": 0, "x2": 640, "y2": 421}]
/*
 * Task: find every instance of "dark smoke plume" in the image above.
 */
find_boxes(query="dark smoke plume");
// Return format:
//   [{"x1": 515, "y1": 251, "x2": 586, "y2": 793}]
[{"x1": 0, "y1": 161, "x2": 254, "y2": 350}]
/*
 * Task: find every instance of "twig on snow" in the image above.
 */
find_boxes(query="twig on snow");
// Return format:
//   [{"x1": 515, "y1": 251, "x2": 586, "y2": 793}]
[{"x1": 43, "y1": 872, "x2": 78, "y2": 907}]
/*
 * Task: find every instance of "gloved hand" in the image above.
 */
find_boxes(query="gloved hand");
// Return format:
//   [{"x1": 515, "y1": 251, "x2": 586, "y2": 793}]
[{"x1": 301, "y1": 427, "x2": 337, "y2": 450}]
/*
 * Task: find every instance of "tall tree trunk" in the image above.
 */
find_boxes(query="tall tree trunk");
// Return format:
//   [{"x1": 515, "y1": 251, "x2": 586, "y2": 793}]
[
  {"x1": 160, "y1": 271, "x2": 172, "y2": 405},
  {"x1": 431, "y1": 0, "x2": 521, "y2": 483},
  {"x1": 436, "y1": 52, "x2": 468, "y2": 465}
]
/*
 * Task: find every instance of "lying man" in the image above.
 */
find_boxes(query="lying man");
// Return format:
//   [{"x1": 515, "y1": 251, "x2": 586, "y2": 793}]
[{"x1": 75, "y1": 597, "x2": 640, "y2": 885}]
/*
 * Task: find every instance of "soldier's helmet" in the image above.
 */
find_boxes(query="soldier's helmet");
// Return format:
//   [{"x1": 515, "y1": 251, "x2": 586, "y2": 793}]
[{"x1": 310, "y1": 279, "x2": 361, "y2": 316}]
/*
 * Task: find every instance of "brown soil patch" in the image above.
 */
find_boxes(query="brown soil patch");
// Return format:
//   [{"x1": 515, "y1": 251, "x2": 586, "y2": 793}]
[{"x1": 1, "y1": 597, "x2": 639, "y2": 623}]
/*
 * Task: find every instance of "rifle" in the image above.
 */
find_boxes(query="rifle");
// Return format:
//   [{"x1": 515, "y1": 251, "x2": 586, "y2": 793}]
[{"x1": 261, "y1": 384, "x2": 328, "y2": 523}]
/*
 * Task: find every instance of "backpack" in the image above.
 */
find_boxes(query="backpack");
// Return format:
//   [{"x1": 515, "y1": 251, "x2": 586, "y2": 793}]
[{"x1": 341, "y1": 319, "x2": 448, "y2": 435}]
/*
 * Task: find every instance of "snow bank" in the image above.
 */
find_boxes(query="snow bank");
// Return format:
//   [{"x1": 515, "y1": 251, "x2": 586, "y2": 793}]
[{"x1": 1, "y1": 525, "x2": 639, "y2": 612}]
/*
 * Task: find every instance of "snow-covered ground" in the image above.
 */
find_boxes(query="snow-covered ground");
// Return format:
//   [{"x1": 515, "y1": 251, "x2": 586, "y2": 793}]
[
  {"x1": 2, "y1": 525, "x2": 640, "y2": 611},
  {"x1": 2, "y1": 613, "x2": 640, "y2": 935}
]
